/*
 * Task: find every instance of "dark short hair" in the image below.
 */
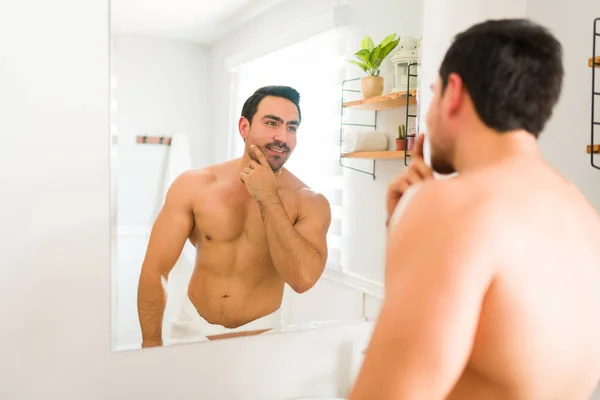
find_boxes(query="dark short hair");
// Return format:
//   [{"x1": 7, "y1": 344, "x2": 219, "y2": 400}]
[
  {"x1": 439, "y1": 18, "x2": 563, "y2": 137},
  {"x1": 241, "y1": 85, "x2": 302, "y2": 124}
]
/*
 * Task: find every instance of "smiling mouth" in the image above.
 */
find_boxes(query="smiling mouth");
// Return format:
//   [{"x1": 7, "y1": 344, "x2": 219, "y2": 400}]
[{"x1": 266, "y1": 145, "x2": 286, "y2": 154}]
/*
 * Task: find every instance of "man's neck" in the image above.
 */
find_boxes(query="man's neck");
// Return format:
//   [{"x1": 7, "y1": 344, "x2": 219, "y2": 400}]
[
  {"x1": 453, "y1": 127, "x2": 542, "y2": 174},
  {"x1": 238, "y1": 152, "x2": 252, "y2": 171}
]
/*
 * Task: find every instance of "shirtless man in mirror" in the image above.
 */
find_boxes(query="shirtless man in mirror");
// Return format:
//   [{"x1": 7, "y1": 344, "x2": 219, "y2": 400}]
[
  {"x1": 137, "y1": 86, "x2": 332, "y2": 348},
  {"x1": 350, "y1": 19, "x2": 600, "y2": 399}
]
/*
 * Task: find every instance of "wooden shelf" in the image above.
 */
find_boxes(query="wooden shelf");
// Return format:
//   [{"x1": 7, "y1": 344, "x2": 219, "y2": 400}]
[
  {"x1": 343, "y1": 90, "x2": 417, "y2": 110},
  {"x1": 341, "y1": 150, "x2": 409, "y2": 159},
  {"x1": 589, "y1": 56, "x2": 600, "y2": 69},
  {"x1": 587, "y1": 144, "x2": 600, "y2": 154}
]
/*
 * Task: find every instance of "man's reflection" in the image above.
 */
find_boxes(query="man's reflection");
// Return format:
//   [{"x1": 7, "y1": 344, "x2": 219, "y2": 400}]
[{"x1": 137, "y1": 86, "x2": 332, "y2": 347}]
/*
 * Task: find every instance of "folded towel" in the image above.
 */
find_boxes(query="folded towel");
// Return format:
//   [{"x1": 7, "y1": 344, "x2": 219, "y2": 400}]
[
  {"x1": 342, "y1": 131, "x2": 388, "y2": 153},
  {"x1": 159, "y1": 133, "x2": 195, "y2": 264},
  {"x1": 161, "y1": 133, "x2": 192, "y2": 205}
]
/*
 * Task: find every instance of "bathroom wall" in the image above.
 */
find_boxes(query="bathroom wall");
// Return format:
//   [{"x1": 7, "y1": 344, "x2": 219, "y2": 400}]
[
  {"x1": 0, "y1": 0, "x2": 377, "y2": 398},
  {"x1": 111, "y1": 34, "x2": 210, "y2": 227},
  {"x1": 527, "y1": 0, "x2": 600, "y2": 211}
]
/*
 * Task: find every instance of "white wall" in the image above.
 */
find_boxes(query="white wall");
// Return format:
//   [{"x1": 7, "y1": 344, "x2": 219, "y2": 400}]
[
  {"x1": 112, "y1": 34, "x2": 210, "y2": 226},
  {"x1": 527, "y1": 0, "x2": 600, "y2": 211},
  {"x1": 0, "y1": 0, "x2": 377, "y2": 398}
]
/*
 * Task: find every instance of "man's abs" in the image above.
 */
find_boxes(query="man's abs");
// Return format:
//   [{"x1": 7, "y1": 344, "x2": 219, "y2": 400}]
[{"x1": 185, "y1": 241, "x2": 284, "y2": 329}]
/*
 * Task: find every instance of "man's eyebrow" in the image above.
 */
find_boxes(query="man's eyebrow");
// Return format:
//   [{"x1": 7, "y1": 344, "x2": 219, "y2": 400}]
[{"x1": 262, "y1": 114, "x2": 299, "y2": 125}]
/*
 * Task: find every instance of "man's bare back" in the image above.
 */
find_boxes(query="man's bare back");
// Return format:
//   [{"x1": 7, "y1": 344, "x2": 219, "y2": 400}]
[
  {"x1": 352, "y1": 156, "x2": 600, "y2": 400},
  {"x1": 446, "y1": 159, "x2": 600, "y2": 399}
]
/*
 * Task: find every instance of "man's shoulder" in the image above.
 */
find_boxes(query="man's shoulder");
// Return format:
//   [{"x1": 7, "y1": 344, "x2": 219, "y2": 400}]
[
  {"x1": 297, "y1": 187, "x2": 330, "y2": 209},
  {"x1": 387, "y1": 178, "x2": 499, "y2": 276},
  {"x1": 280, "y1": 172, "x2": 330, "y2": 216},
  {"x1": 176, "y1": 168, "x2": 218, "y2": 187},
  {"x1": 399, "y1": 177, "x2": 496, "y2": 232},
  {"x1": 168, "y1": 168, "x2": 220, "y2": 202},
  {"x1": 410, "y1": 178, "x2": 471, "y2": 210},
  {"x1": 279, "y1": 170, "x2": 311, "y2": 195}
]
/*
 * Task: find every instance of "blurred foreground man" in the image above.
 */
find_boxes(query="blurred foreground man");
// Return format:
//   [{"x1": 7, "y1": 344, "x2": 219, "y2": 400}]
[{"x1": 350, "y1": 19, "x2": 600, "y2": 400}]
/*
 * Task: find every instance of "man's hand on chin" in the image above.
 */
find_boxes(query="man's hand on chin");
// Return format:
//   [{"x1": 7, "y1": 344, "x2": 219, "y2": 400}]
[
  {"x1": 240, "y1": 145, "x2": 279, "y2": 203},
  {"x1": 386, "y1": 133, "x2": 433, "y2": 226}
]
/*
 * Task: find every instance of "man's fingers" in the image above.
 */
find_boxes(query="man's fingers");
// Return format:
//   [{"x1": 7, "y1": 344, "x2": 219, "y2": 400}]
[
  {"x1": 411, "y1": 159, "x2": 434, "y2": 179},
  {"x1": 387, "y1": 178, "x2": 410, "y2": 205},
  {"x1": 248, "y1": 160, "x2": 259, "y2": 169},
  {"x1": 388, "y1": 168, "x2": 420, "y2": 191},
  {"x1": 244, "y1": 167, "x2": 253, "y2": 174},
  {"x1": 251, "y1": 145, "x2": 268, "y2": 166},
  {"x1": 385, "y1": 152, "x2": 434, "y2": 226},
  {"x1": 386, "y1": 195, "x2": 401, "y2": 219},
  {"x1": 387, "y1": 179, "x2": 408, "y2": 198},
  {"x1": 386, "y1": 167, "x2": 428, "y2": 215},
  {"x1": 413, "y1": 133, "x2": 426, "y2": 159},
  {"x1": 404, "y1": 168, "x2": 424, "y2": 186},
  {"x1": 240, "y1": 172, "x2": 248, "y2": 183}
]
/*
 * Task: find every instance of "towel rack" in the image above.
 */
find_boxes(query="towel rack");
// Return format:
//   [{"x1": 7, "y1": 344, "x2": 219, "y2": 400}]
[{"x1": 136, "y1": 135, "x2": 172, "y2": 145}]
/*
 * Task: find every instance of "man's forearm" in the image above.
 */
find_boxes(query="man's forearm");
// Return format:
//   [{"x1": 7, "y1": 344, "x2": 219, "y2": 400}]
[
  {"x1": 137, "y1": 270, "x2": 166, "y2": 347},
  {"x1": 259, "y1": 195, "x2": 322, "y2": 293}
]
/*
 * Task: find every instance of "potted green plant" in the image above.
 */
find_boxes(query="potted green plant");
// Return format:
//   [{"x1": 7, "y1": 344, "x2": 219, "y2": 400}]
[
  {"x1": 396, "y1": 124, "x2": 407, "y2": 151},
  {"x1": 350, "y1": 33, "x2": 401, "y2": 99}
]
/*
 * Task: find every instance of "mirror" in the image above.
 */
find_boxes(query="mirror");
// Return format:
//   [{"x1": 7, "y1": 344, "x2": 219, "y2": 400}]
[{"x1": 110, "y1": 0, "x2": 424, "y2": 351}]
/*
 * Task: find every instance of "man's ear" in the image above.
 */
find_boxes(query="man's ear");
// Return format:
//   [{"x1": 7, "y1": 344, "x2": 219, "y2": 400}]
[
  {"x1": 239, "y1": 117, "x2": 250, "y2": 140},
  {"x1": 442, "y1": 73, "x2": 465, "y2": 118}
]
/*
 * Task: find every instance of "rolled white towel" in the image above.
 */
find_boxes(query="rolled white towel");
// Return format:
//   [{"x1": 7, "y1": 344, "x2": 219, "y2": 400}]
[{"x1": 342, "y1": 131, "x2": 388, "y2": 153}]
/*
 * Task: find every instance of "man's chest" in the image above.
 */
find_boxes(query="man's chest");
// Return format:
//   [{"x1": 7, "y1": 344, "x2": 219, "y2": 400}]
[{"x1": 192, "y1": 187, "x2": 299, "y2": 243}]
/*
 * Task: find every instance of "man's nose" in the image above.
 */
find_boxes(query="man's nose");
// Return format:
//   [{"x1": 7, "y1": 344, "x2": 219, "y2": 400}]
[{"x1": 273, "y1": 127, "x2": 289, "y2": 144}]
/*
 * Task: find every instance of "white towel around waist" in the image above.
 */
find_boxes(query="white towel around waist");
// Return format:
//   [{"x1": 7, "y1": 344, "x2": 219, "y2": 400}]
[{"x1": 168, "y1": 294, "x2": 283, "y2": 344}]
